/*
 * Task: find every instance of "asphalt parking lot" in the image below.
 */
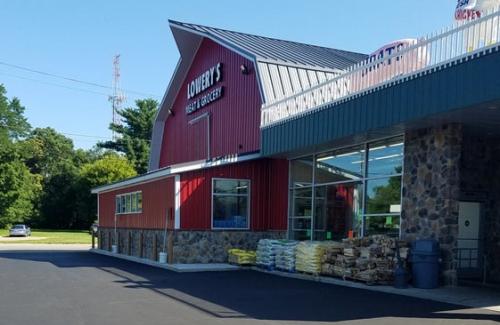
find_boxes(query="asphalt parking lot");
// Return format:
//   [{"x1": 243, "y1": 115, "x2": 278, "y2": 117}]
[{"x1": 0, "y1": 247, "x2": 498, "y2": 325}]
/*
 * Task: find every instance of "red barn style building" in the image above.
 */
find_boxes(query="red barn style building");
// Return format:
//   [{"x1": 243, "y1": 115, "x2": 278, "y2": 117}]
[
  {"x1": 92, "y1": 21, "x2": 367, "y2": 263},
  {"x1": 93, "y1": 12, "x2": 500, "y2": 285}
]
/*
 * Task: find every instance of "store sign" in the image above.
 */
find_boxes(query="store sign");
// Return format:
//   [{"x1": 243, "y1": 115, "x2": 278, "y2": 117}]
[
  {"x1": 364, "y1": 39, "x2": 418, "y2": 73},
  {"x1": 455, "y1": 0, "x2": 500, "y2": 21},
  {"x1": 350, "y1": 39, "x2": 425, "y2": 92},
  {"x1": 185, "y1": 63, "x2": 223, "y2": 114}
]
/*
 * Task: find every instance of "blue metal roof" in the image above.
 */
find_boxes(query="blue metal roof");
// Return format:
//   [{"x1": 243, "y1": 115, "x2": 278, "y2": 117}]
[{"x1": 169, "y1": 20, "x2": 367, "y2": 71}]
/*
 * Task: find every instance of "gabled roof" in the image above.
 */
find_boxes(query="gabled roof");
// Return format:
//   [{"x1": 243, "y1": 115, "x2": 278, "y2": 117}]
[
  {"x1": 148, "y1": 20, "x2": 367, "y2": 171},
  {"x1": 169, "y1": 20, "x2": 367, "y2": 71}
]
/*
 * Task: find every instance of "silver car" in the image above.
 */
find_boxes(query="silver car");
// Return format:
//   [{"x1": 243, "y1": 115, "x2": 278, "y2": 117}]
[{"x1": 9, "y1": 224, "x2": 31, "y2": 237}]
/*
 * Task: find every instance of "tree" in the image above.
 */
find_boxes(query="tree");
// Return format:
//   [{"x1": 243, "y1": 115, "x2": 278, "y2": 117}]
[
  {"x1": 98, "y1": 99, "x2": 157, "y2": 174},
  {"x1": 76, "y1": 153, "x2": 137, "y2": 227},
  {"x1": 37, "y1": 161, "x2": 80, "y2": 229},
  {"x1": 80, "y1": 153, "x2": 137, "y2": 188},
  {"x1": 21, "y1": 127, "x2": 75, "y2": 177},
  {"x1": 15, "y1": 128, "x2": 79, "y2": 228},
  {"x1": 0, "y1": 85, "x2": 40, "y2": 227},
  {"x1": 0, "y1": 84, "x2": 30, "y2": 144},
  {"x1": 0, "y1": 145, "x2": 42, "y2": 228}
]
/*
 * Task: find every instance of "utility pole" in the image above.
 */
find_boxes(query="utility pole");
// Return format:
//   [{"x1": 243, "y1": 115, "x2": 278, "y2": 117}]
[{"x1": 109, "y1": 54, "x2": 125, "y2": 141}]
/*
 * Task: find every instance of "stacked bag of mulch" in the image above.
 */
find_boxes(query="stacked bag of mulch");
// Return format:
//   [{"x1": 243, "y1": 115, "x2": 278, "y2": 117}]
[
  {"x1": 275, "y1": 240, "x2": 299, "y2": 272},
  {"x1": 227, "y1": 249, "x2": 257, "y2": 266},
  {"x1": 295, "y1": 241, "x2": 327, "y2": 274},
  {"x1": 256, "y1": 239, "x2": 281, "y2": 269}
]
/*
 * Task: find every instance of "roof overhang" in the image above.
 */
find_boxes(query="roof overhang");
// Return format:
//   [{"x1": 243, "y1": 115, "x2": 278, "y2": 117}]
[
  {"x1": 261, "y1": 46, "x2": 500, "y2": 158},
  {"x1": 94, "y1": 152, "x2": 262, "y2": 194}
]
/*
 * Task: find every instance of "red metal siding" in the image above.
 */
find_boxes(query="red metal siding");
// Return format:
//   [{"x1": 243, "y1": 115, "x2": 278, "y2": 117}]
[
  {"x1": 268, "y1": 159, "x2": 289, "y2": 230},
  {"x1": 159, "y1": 38, "x2": 262, "y2": 167},
  {"x1": 98, "y1": 177, "x2": 175, "y2": 229},
  {"x1": 180, "y1": 159, "x2": 288, "y2": 231}
]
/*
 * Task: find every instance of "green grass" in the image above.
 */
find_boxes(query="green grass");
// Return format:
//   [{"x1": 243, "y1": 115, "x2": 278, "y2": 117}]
[{"x1": 0, "y1": 229, "x2": 92, "y2": 244}]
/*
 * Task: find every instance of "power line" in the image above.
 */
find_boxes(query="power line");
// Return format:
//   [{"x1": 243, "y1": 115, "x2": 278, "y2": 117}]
[
  {"x1": 60, "y1": 132, "x2": 151, "y2": 143},
  {"x1": 59, "y1": 132, "x2": 111, "y2": 140},
  {"x1": 0, "y1": 60, "x2": 161, "y2": 99},
  {"x1": 0, "y1": 70, "x2": 161, "y2": 104},
  {"x1": 0, "y1": 71, "x2": 111, "y2": 97}
]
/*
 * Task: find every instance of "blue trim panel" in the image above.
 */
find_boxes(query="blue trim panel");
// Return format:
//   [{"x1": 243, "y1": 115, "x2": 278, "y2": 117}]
[{"x1": 262, "y1": 48, "x2": 500, "y2": 156}]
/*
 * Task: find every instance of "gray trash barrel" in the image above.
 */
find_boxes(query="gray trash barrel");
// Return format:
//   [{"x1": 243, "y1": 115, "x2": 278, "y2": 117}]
[{"x1": 410, "y1": 239, "x2": 440, "y2": 289}]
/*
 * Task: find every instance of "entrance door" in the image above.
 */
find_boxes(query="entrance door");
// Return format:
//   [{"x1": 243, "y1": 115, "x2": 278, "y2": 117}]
[{"x1": 457, "y1": 202, "x2": 482, "y2": 278}]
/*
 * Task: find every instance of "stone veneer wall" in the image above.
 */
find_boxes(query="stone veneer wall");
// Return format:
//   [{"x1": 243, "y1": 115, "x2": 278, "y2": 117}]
[
  {"x1": 401, "y1": 124, "x2": 462, "y2": 284},
  {"x1": 402, "y1": 123, "x2": 500, "y2": 284},
  {"x1": 98, "y1": 227, "x2": 286, "y2": 264}
]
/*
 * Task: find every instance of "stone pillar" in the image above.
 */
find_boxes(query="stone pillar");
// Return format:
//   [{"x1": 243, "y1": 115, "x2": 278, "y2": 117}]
[{"x1": 401, "y1": 124, "x2": 462, "y2": 285}]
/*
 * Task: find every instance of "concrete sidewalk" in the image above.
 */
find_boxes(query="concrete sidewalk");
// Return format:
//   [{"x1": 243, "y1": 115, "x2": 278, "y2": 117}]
[
  {"x1": 253, "y1": 268, "x2": 500, "y2": 313},
  {"x1": 91, "y1": 248, "x2": 241, "y2": 272}
]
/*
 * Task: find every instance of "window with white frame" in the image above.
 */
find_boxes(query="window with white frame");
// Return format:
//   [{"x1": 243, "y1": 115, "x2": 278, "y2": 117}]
[
  {"x1": 115, "y1": 191, "x2": 143, "y2": 214},
  {"x1": 212, "y1": 179, "x2": 250, "y2": 229}
]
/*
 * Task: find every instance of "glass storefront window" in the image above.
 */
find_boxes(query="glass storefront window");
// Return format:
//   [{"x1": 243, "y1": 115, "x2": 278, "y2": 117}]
[
  {"x1": 364, "y1": 215, "x2": 400, "y2": 237},
  {"x1": 212, "y1": 179, "x2": 250, "y2": 229},
  {"x1": 213, "y1": 196, "x2": 248, "y2": 229},
  {"x1": 365, "y1": 176, "x2": 402, "y2": 214},
  {"x1": 291, "y1": 188, "x2": 312, "y2": 217},
  {"x1": 290, "y1": 229, "x2": 312, "y2": 241},
  {"x1": 367, "y1": 139, "x2": 403, "y2": 177},
  {"x1": 313, "y1": 182, "x2": 363, "y2": 240},
  {"x1": 214, "y1": 180, "x2": 249, "y2": 195},
  {"x1": 316, "y1": 146, "x2": 364, "y2": 184},
  {"x1": 289, "y1": 136, "x2": 404, "y2": 240},
  {"x1": 289, "y1": 187, "x2": 313, "y2": 240},
  {"x1": 291, "y1": 218, "x2": 312, "y2": 232},
  {"x1": 290, "y1": 156, "x2": 314, "y2": 187}
]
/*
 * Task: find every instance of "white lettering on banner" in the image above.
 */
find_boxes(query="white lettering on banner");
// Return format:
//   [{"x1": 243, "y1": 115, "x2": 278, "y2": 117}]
[
  {"x1": 185, "y1": 63, "x2": 223, "y2": 114},
  {"x1": 185, "y1": 87, "x2": 223, "y2": 114}
]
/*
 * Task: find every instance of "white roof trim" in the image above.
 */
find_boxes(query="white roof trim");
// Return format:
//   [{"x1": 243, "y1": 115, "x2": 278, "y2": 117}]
[
  {"x1": 91, "y1": 168, "x2": 175, "y2": 194},
  {"x1": 93, "y1": 152, "x2": 262, "y2": 194}
]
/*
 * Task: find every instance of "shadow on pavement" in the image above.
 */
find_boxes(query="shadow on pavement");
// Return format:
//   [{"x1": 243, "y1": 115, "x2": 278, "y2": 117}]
[{"x1": 0, "y1": 250, "x2": 498, "y2": 323}]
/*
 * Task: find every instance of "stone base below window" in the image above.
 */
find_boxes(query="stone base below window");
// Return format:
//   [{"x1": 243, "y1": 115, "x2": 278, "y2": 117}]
[{"x1": 98, "y1": 228, "x2": 286, "y2": 264}]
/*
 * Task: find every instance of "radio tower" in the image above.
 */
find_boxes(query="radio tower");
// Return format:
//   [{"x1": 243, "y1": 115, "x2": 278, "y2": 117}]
[{"x1": 109, "y1": 54, "x2": 125, "y2": 141}]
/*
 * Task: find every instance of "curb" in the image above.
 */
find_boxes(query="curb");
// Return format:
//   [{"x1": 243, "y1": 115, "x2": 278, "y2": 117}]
[{"x1": 90, "y1": 249, "x2": 241, "y2": 273}]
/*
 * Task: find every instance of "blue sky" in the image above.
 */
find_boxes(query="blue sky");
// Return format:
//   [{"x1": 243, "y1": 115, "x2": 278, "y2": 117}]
[{"x1": 0, "y1": 0, "x2": 458, "y2": 149}]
